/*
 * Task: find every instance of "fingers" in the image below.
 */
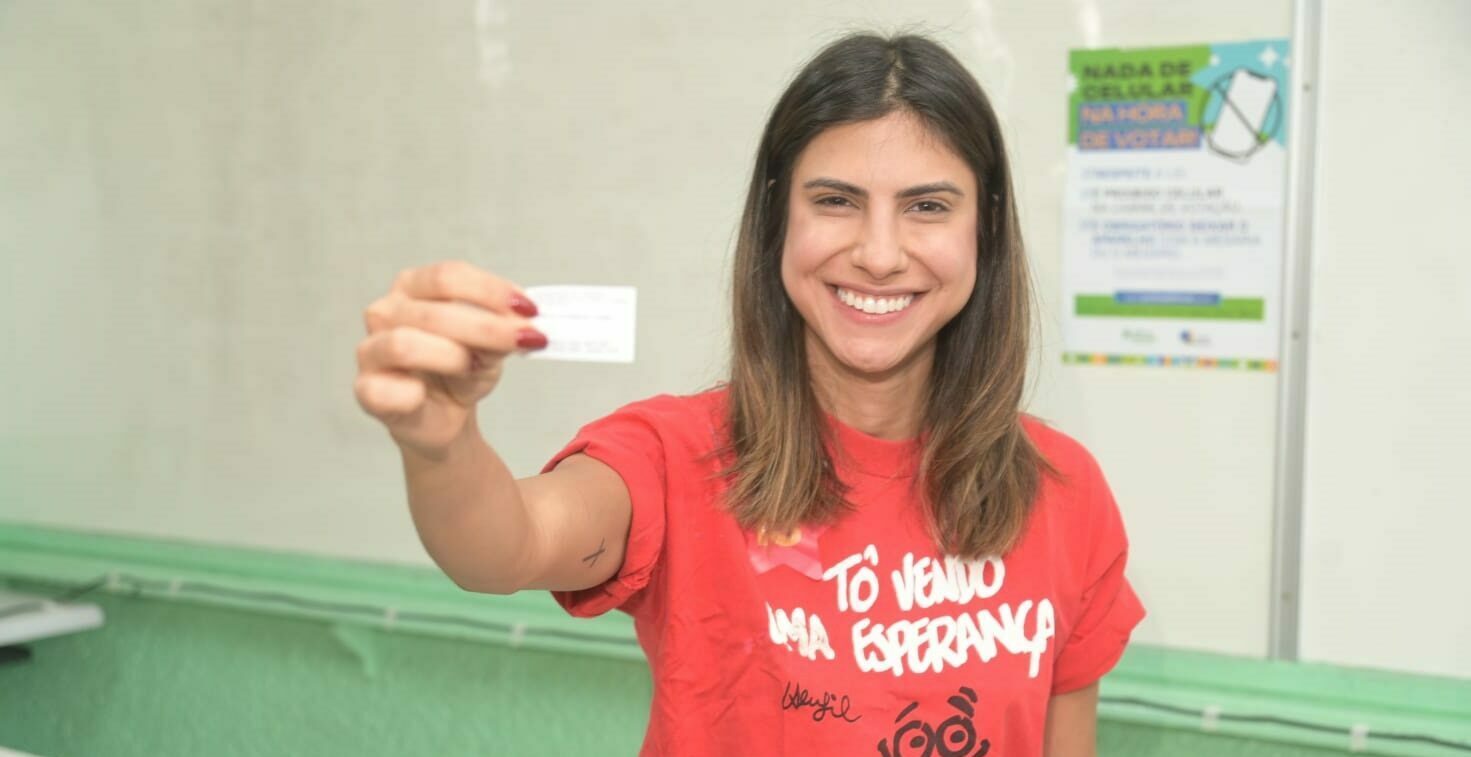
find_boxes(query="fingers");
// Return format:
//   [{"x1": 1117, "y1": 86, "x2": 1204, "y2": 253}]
[
  {"x1": 356, "y1": 327, "x2": 477, "y2": 376},
  {"x1": 369, "y1": 298, "x2": 537, "y2": 354},
  {"x1": 355, "y1": 261, "x2": 543, "y2": 429},
  {"x1": 354, "y1": 370, "x2": 426, "y2": 420},
  {"x1": 392, "y1": 260, "x2": 536, "y2": 316}
]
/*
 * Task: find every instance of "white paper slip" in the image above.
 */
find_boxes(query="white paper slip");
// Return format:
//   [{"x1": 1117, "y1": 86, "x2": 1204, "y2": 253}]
[{"x1": 523, "y1": 285, "x2": 636, "y2": 363}]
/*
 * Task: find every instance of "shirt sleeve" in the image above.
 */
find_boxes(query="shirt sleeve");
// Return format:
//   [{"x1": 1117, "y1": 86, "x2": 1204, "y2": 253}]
[
  {"x1": 1050, "y1": 452, "x2": 1147, "y2": 695},
  {"x1": 540, "y1": 399, "x2": 670, "y2": 619}
]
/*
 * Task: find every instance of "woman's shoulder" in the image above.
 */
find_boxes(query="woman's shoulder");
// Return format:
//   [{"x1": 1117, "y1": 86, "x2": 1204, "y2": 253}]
[
  {"x1": 583, "y1": 385, "x2": 730, "y2": 451},
  {"x1": 1019, "y1": 413, "x2": 1105, "y2": 480},
  {"x1": 1016, "y1": 416, "x2": 1123, "y2": 548},
  {"x1": 552, "y1": 387, "x2": 729, "y2": 473},
  {"x1": 605, "y1": 385, "x2": 729, "y2": 423}
]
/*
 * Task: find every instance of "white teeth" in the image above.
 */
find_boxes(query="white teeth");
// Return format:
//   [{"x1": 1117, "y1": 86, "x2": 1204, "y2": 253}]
[{"x1": 836, "y1": 287, "x2": 915, "y2": 315}]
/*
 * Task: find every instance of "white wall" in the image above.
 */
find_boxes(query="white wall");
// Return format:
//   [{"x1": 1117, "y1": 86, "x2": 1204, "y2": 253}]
[
  {"x1": 1298, "y1": 0, "x2": 1471, "y2": 679},
  {"x1": 24, "y1": 0, "x2": 1452, "y2": 671}
]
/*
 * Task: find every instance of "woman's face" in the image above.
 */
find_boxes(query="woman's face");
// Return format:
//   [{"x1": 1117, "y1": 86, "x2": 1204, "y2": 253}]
[{"x1": 781, "y1": 111, "x2": 979, "y2": 380}]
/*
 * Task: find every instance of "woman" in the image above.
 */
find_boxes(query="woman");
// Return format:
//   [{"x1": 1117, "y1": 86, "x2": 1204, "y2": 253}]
[{"x1": 355, "y1": 33, "x2": 1144, "y2": 756}]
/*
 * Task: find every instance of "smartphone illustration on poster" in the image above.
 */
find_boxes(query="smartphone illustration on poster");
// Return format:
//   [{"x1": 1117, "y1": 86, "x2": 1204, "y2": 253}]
[{"x1": 1208, "y1": 68, "x2": 1278, "y2": 161}]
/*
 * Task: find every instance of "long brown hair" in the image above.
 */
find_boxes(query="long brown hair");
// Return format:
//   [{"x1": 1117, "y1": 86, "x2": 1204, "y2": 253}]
[{"x1": 722, "y1": 32, "x2": 1050, "y2": 560}]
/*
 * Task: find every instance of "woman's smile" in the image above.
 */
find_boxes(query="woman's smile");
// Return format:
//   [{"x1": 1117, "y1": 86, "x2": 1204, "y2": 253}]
[
  {"x1": 829, "y1": 284, "x2": 924, "y2": 321},
  {"x1": 781, "y1": 111, "x2": 978, "y2": 379}
]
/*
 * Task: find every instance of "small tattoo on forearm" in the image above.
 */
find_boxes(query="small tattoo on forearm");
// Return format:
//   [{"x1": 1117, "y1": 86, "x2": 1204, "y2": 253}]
[{"x1": 582, "y1": 538, "x2": 607, "y2": 567}]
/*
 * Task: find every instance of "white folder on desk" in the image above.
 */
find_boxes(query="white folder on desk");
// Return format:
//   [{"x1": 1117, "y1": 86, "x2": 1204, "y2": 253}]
[{"x1": 0, "y1": 589, "x2": 104, "y2": 646}]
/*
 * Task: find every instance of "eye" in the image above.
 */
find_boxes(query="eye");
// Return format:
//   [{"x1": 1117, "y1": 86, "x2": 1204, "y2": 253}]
[
  {"x1": 909, "y1": 200, "x2": 949, "y2": 214},
  {"x1": 815, "y1": 195, "x2": 856, "y2": 208}
]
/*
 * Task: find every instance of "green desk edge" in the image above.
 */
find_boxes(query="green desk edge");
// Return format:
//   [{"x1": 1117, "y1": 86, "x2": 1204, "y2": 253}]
[{"x1": 2, "y1": 520, "x2": 1467, "y2": 755}]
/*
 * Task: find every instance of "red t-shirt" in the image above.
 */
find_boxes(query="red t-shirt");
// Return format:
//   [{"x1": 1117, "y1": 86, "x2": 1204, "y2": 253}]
[{"x1": 542, "y1": 388, "x2": 1145, "y2": 756}]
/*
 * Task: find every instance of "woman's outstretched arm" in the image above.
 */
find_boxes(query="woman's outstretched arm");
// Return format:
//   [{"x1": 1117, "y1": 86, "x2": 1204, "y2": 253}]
[
  {"x1": 357, "y1": 260, "x2": 633, "y2": 595},
  {"x1": 1043, "y1": 682, "x2": 1099, "y2": 757}
]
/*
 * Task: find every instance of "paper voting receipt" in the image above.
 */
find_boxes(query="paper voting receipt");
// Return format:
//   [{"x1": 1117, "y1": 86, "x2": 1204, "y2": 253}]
[{"x1": 523, "y1": 285, "x2": 636, "y2": 363}]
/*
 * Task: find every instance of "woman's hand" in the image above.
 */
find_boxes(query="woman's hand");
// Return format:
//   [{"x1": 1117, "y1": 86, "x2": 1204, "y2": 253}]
[{"x1": 354, "y1": 260, "x2": 545, "y2": 458}]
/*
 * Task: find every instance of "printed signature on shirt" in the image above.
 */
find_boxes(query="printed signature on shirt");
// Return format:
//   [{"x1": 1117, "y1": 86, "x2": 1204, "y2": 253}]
[
  {"x1": 877, "y1": 686, "x2": 991, "y2": 757},
  {"x1": 780, "y1": 680, "x2": 862, "y2": 723}
]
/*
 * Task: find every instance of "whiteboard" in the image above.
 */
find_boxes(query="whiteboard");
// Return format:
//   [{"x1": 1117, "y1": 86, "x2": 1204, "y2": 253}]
[
  {"x1": 0, "y1": 0, "x2": 1295, "y2": 664},
  {"x1": 1297, "y1": 0, "x2": 1471, "y2": 680}
]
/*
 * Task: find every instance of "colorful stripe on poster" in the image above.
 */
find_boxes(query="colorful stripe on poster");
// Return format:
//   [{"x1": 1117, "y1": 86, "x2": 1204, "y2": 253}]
[{"x1": 1063, "y1": 352, "x2": 1279, "y2": 371}]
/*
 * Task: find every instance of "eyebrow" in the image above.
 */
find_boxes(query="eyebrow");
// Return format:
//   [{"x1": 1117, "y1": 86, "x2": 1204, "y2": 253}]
[{"x1": 802, "y1": 177, "x2": 966, "y2": 199}]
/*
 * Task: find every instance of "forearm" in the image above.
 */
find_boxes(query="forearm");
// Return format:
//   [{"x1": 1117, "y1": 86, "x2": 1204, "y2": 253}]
[
  {"x1": 400, "y1": 417, "x2": 534, "y2": 594},
  {"x1": 1043, "y1": 682, "x2": 1099, "y2": 757}
]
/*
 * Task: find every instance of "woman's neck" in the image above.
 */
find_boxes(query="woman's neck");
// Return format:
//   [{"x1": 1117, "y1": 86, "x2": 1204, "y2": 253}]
[{"x1": 805, "y1": 330, "x2": 932, "y2": 441}]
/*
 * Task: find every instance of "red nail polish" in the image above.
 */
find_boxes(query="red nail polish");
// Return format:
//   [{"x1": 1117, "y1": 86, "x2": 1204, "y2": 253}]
[
  {"x1": 516, "y1": 328, "x2": 548, "y2": 350},
  {"x1": 508, "y1": 294, "x2": 539, "y2": 317}
]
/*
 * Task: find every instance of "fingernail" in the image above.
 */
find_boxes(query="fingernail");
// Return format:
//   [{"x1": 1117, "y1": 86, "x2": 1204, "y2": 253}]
[
  {"x1": 515, "y1": 328, "x2": 548, "y2": 350},
  {"x1": 508, "y1": 294, "x2": 539, "y2": 318}
]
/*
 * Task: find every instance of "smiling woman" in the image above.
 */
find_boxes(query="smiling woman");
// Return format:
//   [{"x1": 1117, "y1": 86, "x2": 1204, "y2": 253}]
[
  {"x1": 781, "y1": 112, "x2": 980, "y2": 426},
  {"x1": 727, "y1": 38, "x2": 1042, "y2": 564},
  {"x1": 358, "y1": 31, "x2": 1144, "y2": 757}
]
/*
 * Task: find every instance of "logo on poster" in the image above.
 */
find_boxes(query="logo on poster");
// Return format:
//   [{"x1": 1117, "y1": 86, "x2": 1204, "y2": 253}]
[
  {"x1": 1179, "y1": 329, "x2": 1213, "y2": 346},
  {"x1": 1121, "y1": 328, "x2": 1156, "y2": 344}
]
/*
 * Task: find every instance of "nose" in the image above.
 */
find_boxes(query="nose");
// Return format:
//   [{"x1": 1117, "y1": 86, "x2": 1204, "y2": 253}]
[{"x1": 848, "y1": 212, "x2": 909, "y2": 280}]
